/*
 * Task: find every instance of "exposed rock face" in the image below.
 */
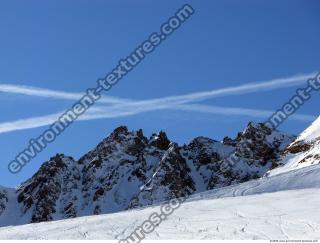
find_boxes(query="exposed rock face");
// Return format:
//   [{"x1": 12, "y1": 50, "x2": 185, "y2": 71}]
[
  {"x1": 182, "y1": 123, "x2": 295, "y2": 191},
  {"x1": 268, "y1": 134, "x2": 320, "y2": 176},
  {"x1": 0, "y1": 188, "x2": 8, "y2": 216},
  {"x1": 17, "y1": 154, "x2": 81, "y2": 223},
  {"x1": 183, "y1": 136, "x2": 236, "y2": 191},
  {"x1": 149, "y1": 131, "x2": 171, "y2": 150},
  {"x1": 234, "y1": 122, "x2": 295, "y2": 164},
  {"x1": 130, "y1": 143, "x2": 196, "y2": 208},
  {"x1": 283, "y1": 140, "x2": 312, "y2": 155},
  {"x1": 0, "y1": 123, "x2": 296, "y2": 226}
]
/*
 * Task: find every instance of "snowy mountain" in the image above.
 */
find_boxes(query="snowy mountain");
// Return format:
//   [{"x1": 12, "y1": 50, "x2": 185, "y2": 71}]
[
  {"x1": 0, "y1": 163, "x2": 319, "y2": 240},
  {"x1": 268, "y1": 116, "x2": 320, "y2": 176},
  {"x1": 0, "y1": 121, "x2": 307, "y2": 228}
]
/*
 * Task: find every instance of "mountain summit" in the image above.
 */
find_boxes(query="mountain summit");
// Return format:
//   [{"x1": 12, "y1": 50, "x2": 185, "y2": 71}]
[{"x1": 1, "y1": 120, "x2": 316, "y2": 227}]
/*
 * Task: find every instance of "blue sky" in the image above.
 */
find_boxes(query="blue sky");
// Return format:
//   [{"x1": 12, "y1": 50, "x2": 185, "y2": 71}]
[{"x1": 0, "y1": 0, "x2": 319, "y2": 187}]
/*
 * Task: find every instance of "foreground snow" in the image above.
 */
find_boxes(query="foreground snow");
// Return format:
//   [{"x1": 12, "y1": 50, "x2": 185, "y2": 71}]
[
  {"x1": 0, "y1": 189, "x2": 318, "y2": 240},
  {"x1": 0, "y1": 164, "x2": 319, "y2": 240}
]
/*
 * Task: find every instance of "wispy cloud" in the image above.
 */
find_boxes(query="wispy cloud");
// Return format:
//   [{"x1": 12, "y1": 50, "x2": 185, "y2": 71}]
[
  {"x1": 0, "y1": 112, "x2": 62, "y2": 134},
  {"x1": 124, "y1": 72, "x2": 316, "y2": 106},
  {"x1": 0, "y1": 84, "x2": 128, "y2": 104},
  {"x1": 0, "y1": 107, "x2": 103, "y2": 134},
  {"x1": 0, "y1": 103, "x2": 315, "y2": 134},
  {"x1": 0, "y1": 72, "x2": 315, "y2": 105},
  {"x1": 175, "y1": 104, "x2": 316, "y2": 122},
  {"x1": 0, "y1": 72, "x2": 316, "y2": 134}
]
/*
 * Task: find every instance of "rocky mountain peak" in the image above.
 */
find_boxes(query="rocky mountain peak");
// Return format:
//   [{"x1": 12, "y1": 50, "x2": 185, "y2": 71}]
[
  {"x1": 149, "y1": 131, "x2": 171, "y2": 150},
  {"x1": 234, "y1": 121, "x2": 295, "y2": 164},
  {"x1": 136, "y1": 129, "x2": 147, "y2": 141},
  {"x1": 188, "y1": 136, "x2": 219, "y2": 149},
  {"x1": 239, "y1": 122, "x2": 272, "y2": 141},
  {"x1": 109, "y1": 125, "x2": 129, "y2": 141}
]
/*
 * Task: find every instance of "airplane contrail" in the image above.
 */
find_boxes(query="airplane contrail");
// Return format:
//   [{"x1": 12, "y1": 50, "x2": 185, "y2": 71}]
[
  {"x1": 0, "y1": 84, "x2": 128, "y2": 104},
  {"x1": 0, "y1": 72, "x2": 316, "y2": 134},
  {"x1": 0, "y1": 72, "x2": 316, "y2": 105},
  {"x1": 0, "y1": 103, "x2": 315, "y2": 134}
]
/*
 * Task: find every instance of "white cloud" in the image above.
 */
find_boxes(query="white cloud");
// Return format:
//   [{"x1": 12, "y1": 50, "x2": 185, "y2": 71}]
[
  {"x1": 0, "y1": 103, "x2": 315, "y2": 134},
  {"x1": 124, "y1": 72, "x2": 316, "y2": 106},
  {"x1": 0, "y1": 72, "x2": 316, "y2": 134},
  {"x1": 0, "y1": 112, "x2": 61, "y2": 134},
  {"x1": 0, "y1": 72, "x2": 315, "y2": 105},
  {"x1": 0, "y1": 84, "x2": 127, "y2": 104},
  {"x1": 175, "y1": 104, "x2": 316, "y2": 122}
]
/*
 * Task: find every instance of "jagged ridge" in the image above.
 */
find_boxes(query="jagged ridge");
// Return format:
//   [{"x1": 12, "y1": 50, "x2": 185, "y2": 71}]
[{"x1": 0, "y1": 122, "x2": 299, "y2": 226}]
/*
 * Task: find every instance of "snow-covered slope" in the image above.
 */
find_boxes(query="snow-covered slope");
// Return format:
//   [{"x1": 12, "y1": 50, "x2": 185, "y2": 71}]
[
  {"x1": 268, "y1": 116, "x2": 320, "y2": 176},
  {"x1": 0, "y1": 164, "x2": 319, "y2": 240},
  {"x1": 299, "y1": 116, "x2": 320, "y2": 142},
  {"x1": 189, "y1": 163, "x2": 320, "y2": 201}
]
